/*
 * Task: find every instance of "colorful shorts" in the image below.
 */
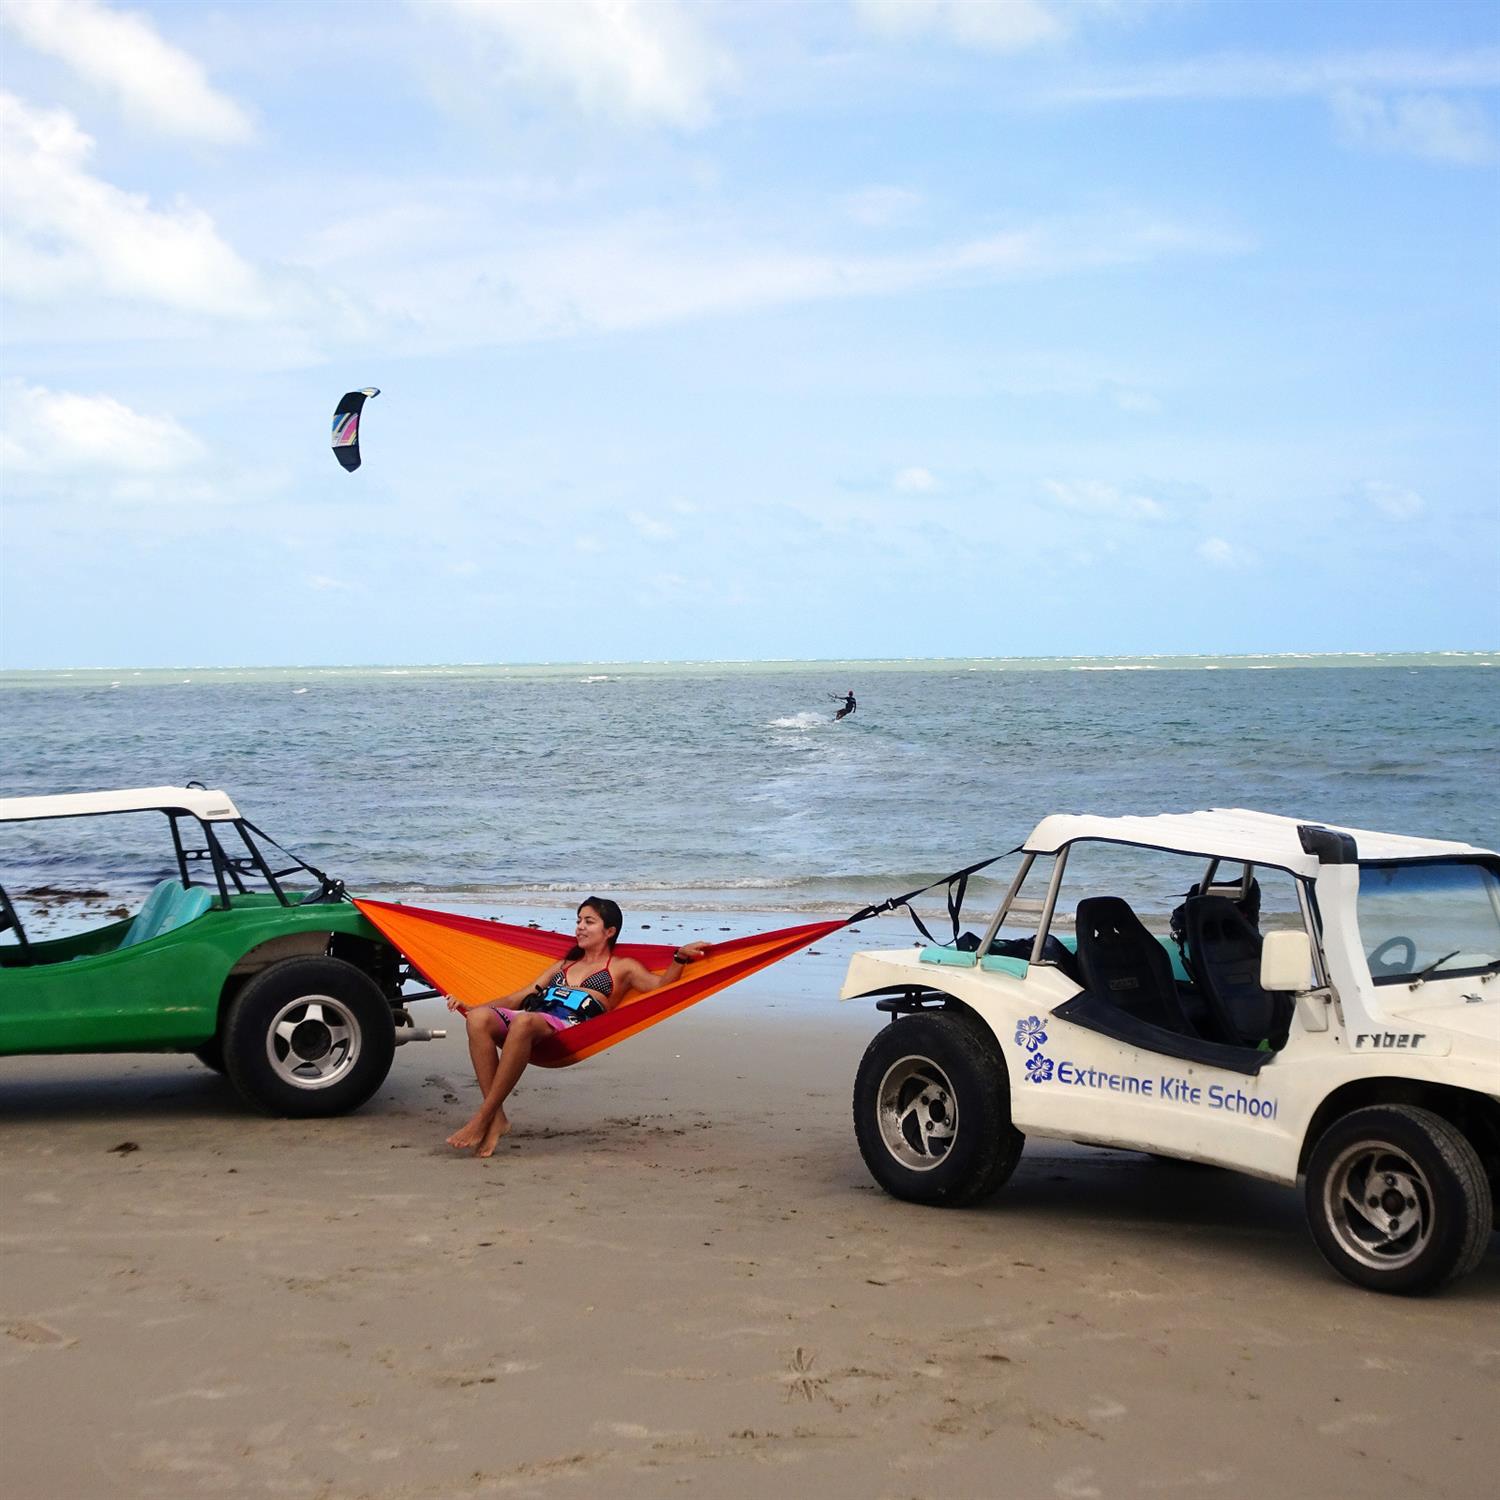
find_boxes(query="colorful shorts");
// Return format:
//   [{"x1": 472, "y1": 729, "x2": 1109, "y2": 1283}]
[{"x1": 484, "y1": 1005, "x2": 576, "y2": 1034}]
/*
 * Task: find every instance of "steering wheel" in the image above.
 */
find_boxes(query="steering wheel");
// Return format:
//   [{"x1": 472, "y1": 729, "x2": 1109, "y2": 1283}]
[{"x1": 1368, "y1": 935, "x2": 1417, "y2": 977}]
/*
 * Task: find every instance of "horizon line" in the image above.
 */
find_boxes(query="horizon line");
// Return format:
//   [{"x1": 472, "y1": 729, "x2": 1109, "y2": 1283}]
[{"x1": 3, "y1": 647, "x2": 1497, "y2": 675}]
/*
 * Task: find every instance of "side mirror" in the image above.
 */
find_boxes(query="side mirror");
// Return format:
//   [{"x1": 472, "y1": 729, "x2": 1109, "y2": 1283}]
[{"x1": 1260, "y1": 930, "x2": 1313, "y2": 992}]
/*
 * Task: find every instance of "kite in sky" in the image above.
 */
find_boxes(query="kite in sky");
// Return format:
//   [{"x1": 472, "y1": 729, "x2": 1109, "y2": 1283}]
[{"x1": 331, "y1": 388, "x2": 379, "y2": 472}]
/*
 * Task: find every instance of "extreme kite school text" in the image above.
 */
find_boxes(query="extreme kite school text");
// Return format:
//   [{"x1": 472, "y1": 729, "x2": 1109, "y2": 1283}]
[{"x1": 1050, "y1": 1060, "x2": 1279, "y2": 1120}]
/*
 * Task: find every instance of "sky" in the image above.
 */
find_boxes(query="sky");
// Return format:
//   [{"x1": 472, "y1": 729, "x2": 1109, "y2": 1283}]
[{"x1": 1, "y1": 0, "x2": 1497, "y2": 668}]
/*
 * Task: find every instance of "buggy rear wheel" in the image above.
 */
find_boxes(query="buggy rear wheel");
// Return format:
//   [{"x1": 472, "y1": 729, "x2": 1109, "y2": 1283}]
[{"x1": 853, "y1": 1012, "x2": 1022, "y2": 1207}]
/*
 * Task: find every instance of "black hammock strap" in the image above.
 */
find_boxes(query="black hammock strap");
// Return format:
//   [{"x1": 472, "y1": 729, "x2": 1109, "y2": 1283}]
[
  {"x1": 845, "y1": 848, "x2": 1021, "y2": 947},
  {"x1": 238, "y1": 820, "x2": 345, "y2": 904}
]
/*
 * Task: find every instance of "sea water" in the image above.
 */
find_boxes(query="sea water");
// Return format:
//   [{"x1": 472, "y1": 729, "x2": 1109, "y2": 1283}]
[{"x1": 0, "y1": 655, "x2": 1495, "y2": 925}]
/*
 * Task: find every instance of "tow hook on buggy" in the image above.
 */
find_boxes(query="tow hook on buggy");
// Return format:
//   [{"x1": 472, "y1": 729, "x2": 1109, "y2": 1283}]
[{"x1": 393, "y1": 1007, "x2": 446, "y2": 1045}]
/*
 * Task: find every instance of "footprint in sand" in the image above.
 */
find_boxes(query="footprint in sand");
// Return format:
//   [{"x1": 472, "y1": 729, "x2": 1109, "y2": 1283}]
[
  {"x1": 1054, "y1": 1468, "x2": 1102, "y2": 1499},
  {"x1": 781, "y1": 1347, "x2": 829, "y2": 1403},
  {"x1": 424, "y1": 1073, "x2": 463, "y2": 1104},
  {"x1": 5, "y1": 1319, "x2": 76, "y2": 1348}
]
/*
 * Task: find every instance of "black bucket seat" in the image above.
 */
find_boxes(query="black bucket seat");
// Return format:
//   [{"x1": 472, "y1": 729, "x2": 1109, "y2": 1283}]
[
  {"x1": 1180, "y1": 895, "x2": 1290, "y2": 1049},
  {"x1": 1074, "y1": 897, "x2": 1196, "y2": 1036}
]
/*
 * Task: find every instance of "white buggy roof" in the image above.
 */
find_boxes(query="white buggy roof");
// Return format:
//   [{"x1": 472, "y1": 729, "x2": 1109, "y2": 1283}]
[
  {"x1": 0, "y1": 787, "x2": 243, "y2": 824},
  {"x1": 1024, "y1": 807, "x2": 1493, "y2": 878}
]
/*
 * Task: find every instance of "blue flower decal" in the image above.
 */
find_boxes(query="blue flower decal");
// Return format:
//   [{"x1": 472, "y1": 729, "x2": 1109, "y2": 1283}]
[
  {"x1": 1025, "y1": 1053, "x2": 1054, "y2": 1083},
  {"x1": 1014, "y1": 1015, "x2": 1048, "y2": 1052}
]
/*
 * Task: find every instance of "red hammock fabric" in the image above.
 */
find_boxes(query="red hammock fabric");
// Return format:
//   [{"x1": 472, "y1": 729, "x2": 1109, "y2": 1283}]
[{"x1": 354, "y1": 898, "x2": 843, "y2": 1068}]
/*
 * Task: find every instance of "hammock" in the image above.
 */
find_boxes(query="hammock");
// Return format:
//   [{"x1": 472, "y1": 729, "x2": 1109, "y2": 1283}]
[
  {"x1": 354, "y1": 854, "x2": 1007, "y2": 1069},
  {"x1": 354, "y1": 898, "x2": 845, "y2": 1068}
]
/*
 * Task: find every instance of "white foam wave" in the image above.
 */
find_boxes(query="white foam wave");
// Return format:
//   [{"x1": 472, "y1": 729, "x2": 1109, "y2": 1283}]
[{"x1": 768, "y1": 711, "x2": 827, "y2": 729}]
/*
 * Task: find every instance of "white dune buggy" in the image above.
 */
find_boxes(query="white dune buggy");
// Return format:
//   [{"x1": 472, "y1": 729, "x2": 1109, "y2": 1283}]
[{"x1": 843, "y1": 810, "x2": 1499, "y2": 1295}]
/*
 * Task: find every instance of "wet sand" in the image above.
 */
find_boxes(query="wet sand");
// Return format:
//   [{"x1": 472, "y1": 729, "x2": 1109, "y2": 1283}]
[{"x1": 1, "y1": 935, "x2": 1496, "y2": 1498}]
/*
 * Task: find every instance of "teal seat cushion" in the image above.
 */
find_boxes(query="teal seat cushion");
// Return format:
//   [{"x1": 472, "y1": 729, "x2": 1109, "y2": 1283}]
[
  {"x1": 120, "y1": 880, "x2": 211, "y2": 947},
  {"x1": 161, "y1": 886, "x2": 211, "y2": 934},
  {"x1": 918, "y1": 946, "x2": 977, "y2": 968},
  {"x1": 119, "y1": 879, "x2": 178, "y2": 948}
]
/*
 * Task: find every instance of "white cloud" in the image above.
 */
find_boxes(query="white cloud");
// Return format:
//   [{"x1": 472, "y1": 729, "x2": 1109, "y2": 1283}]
[
  {"x1": 1, "y1": 378, "x2": 206, "y2": 475},
  {"x1": 1062, "y1": 47, "x2": 1500, "y2": 104},
  {"x1": 0, "y1": 92, "x2": 269, "y2": 316},
  {"x1": 855, "y1": 0, "x2": 1067, "y2": 52},
  {"x1": 1110, "y1": 386, "x2": 1161, "y2": 414},
  {"x1": 1044, "y1": 479, "x2": 1165, "y2": 521},
  {"x1": 423, "y1": 0, "x2": 730, "y2": 127},
  {"x1": 1360, "y1": 480, "x2": 1426, "y2": 521},
  {"x1": 627, "y1": 510, "x2": 676, "y2": 540},
  {"x1": 308, "y1": 575, "x2": 355, "y2": 592},
  {"x1": 329, "y1": 204, "x2": 1242, "y2": 349},
  {"x1": 842, "y1": 185, "x2": 926, "y2": 227},
  {"x1": 1331, "y1": 90, "x2": 1496, "y2": 165},
  {"x1": 894, "y1": 465, "x2": 938, "y2": 492},
  {"x1": 1, "y1": 0, "x2": 253, "y2": 144},
  {"x1": 1197, "y1": 536, "x2": 1253, "y2": 569}
]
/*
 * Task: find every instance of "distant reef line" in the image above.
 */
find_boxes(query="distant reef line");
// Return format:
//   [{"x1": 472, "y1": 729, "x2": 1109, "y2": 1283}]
[{"x1": 2, "y1": 649, "x2": 1497, "y2": 684}]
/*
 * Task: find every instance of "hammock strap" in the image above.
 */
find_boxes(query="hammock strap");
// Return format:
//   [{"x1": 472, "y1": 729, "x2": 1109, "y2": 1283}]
[{"x1": 844, "y1": 848, "x2": 1019, "y2": 946}]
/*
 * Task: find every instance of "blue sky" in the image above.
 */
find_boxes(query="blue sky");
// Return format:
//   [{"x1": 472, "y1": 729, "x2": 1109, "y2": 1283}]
[{"x1": 1, "y1": 0, "x2": 1497, "y2": 667}]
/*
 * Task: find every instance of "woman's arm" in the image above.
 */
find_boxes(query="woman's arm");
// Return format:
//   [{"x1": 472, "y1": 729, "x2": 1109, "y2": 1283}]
[
  {"x1": 446, "y1": 961, "x2": 564, "y2": 1013},
  {"x1": 613, "y1": 942, "x2": 709, "y2": 999}
]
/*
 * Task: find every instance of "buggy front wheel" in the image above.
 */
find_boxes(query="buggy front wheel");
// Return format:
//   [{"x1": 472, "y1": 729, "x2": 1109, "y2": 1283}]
[
  {"x1": 853, "y1": 1012, "x2": 1023, "y2": 1207},
  {"x1": 1304, "y1": 1105, "x2": 1492, "y2": 1295}
]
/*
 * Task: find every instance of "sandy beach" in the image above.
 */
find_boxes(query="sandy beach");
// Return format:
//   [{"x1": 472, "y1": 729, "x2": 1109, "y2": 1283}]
[{"x1": 2, "y1": 923, "x2": 1496, "y2": 1499}]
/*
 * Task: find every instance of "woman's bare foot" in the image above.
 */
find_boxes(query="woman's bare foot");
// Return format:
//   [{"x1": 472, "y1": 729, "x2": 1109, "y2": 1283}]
[
  {"x1": 475, "y1": 1111, "x2": 512, "y2": 1158},
  {"x1": 446, "y1": 1114, "x2": 488, "y2": 1149}
]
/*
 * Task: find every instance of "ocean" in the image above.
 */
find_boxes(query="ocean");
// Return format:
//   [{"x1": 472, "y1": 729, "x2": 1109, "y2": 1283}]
[{"x1": 1, "y1": 654, "x2": 1496, "y2": 927}]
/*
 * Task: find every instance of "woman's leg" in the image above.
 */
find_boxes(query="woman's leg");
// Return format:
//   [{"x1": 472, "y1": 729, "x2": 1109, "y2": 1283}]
[
  {"x1": 472, "y1": 1013, "x2": 553, "y2": 1157},
  {"x1": 446, "y1": 1008, "x2": 507, "y2": 1148},
  {"x1": 467, "y1": 1007, "x2": 505, "y2": 1093}
]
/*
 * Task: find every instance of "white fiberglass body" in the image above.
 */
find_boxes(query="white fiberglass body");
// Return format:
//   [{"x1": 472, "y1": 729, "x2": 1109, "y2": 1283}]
[{"x1": 842, "y1": 809, "x2": 1498, "y2": 1293}]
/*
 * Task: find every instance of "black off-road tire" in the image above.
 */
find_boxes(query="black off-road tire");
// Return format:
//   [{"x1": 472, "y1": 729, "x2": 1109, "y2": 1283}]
[
  {"x1": 193, "y1": 1038, "x2": 226, "y2": 1074},
  {"x1": 222, "y1": 957, "x2": 396, "y2": 1118},
  {"x1": 1304, "y1": 1105, "x2": 1493, "y2": 1295},
  {"x1": 853, "y1": 1011, "x2": 1023, "y2": 1207}
]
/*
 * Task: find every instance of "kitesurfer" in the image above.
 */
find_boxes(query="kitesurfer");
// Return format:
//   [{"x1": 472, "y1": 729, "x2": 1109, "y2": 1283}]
[
  {"x1": 444, "y1": 897, "x2": 707, "y2": 1157},
  {"x1": 832, "y1": 689, "x2": 856, "y2": 721}
]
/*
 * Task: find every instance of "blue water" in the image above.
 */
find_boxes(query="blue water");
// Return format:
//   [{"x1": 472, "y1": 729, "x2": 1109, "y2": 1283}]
[{"x1": 1, "y1": 656, "x2": 1496, "y2": 921}]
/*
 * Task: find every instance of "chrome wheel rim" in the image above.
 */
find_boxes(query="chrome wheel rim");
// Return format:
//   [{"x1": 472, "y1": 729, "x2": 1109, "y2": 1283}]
[
  {"x1": 875, "y1": 1054, "x2": 958, "y2": 1171},
  {"x1": 265, "y1": 993, "x2": 360, "y2": 1089},
  {"x1": 1321, "y1": 1140, "x2": 1434, "y2": 1271}
]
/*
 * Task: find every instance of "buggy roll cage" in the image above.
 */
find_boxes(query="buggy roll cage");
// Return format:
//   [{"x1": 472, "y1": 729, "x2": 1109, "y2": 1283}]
[
  {"x1": 0, "y1": 792, "x2": 344, "y2": 916},
  {"x1": 166, "y1": 811, "x2": 344, "y2": 910},
  {"x1": 969, "y1": 842, "x2": 1331, "y2": 993}
]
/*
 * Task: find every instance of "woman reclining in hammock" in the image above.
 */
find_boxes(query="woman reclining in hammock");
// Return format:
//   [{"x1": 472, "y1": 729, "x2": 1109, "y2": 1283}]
[{"x1": 445, "y1": 897, "x2": 707, "y2": 1156}]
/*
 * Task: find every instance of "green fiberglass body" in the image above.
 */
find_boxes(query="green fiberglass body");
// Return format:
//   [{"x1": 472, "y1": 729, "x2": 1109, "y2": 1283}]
[{"x1": 0, "y1": 787, "x2": 442, "y2": 1115}]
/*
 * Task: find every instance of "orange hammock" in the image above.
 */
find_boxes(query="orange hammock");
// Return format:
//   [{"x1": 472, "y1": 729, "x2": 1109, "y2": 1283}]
[{"x1": 354, "y1": 898, "x2": 844, "y2": 1068}]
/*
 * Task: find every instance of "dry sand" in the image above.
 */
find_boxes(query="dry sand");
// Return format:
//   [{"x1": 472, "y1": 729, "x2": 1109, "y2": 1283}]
[{"x1": 1, "y1": 933, "x2": 1496, "y2": 1499}]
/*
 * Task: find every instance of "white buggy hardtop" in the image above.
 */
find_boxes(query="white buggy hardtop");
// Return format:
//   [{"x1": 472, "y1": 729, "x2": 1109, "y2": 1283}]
[
  {"x1": 0, "y1": 787, "x2": 243, "y2": 824},
  {"x1": 1023, "y1": 807, "x2": 1492, "y2": 873}
]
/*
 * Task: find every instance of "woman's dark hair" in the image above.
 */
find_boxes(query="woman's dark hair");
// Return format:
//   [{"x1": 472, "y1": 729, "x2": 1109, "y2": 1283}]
[{"x1": 563, "y1": 896, "x2": 623, "y2": 960}]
